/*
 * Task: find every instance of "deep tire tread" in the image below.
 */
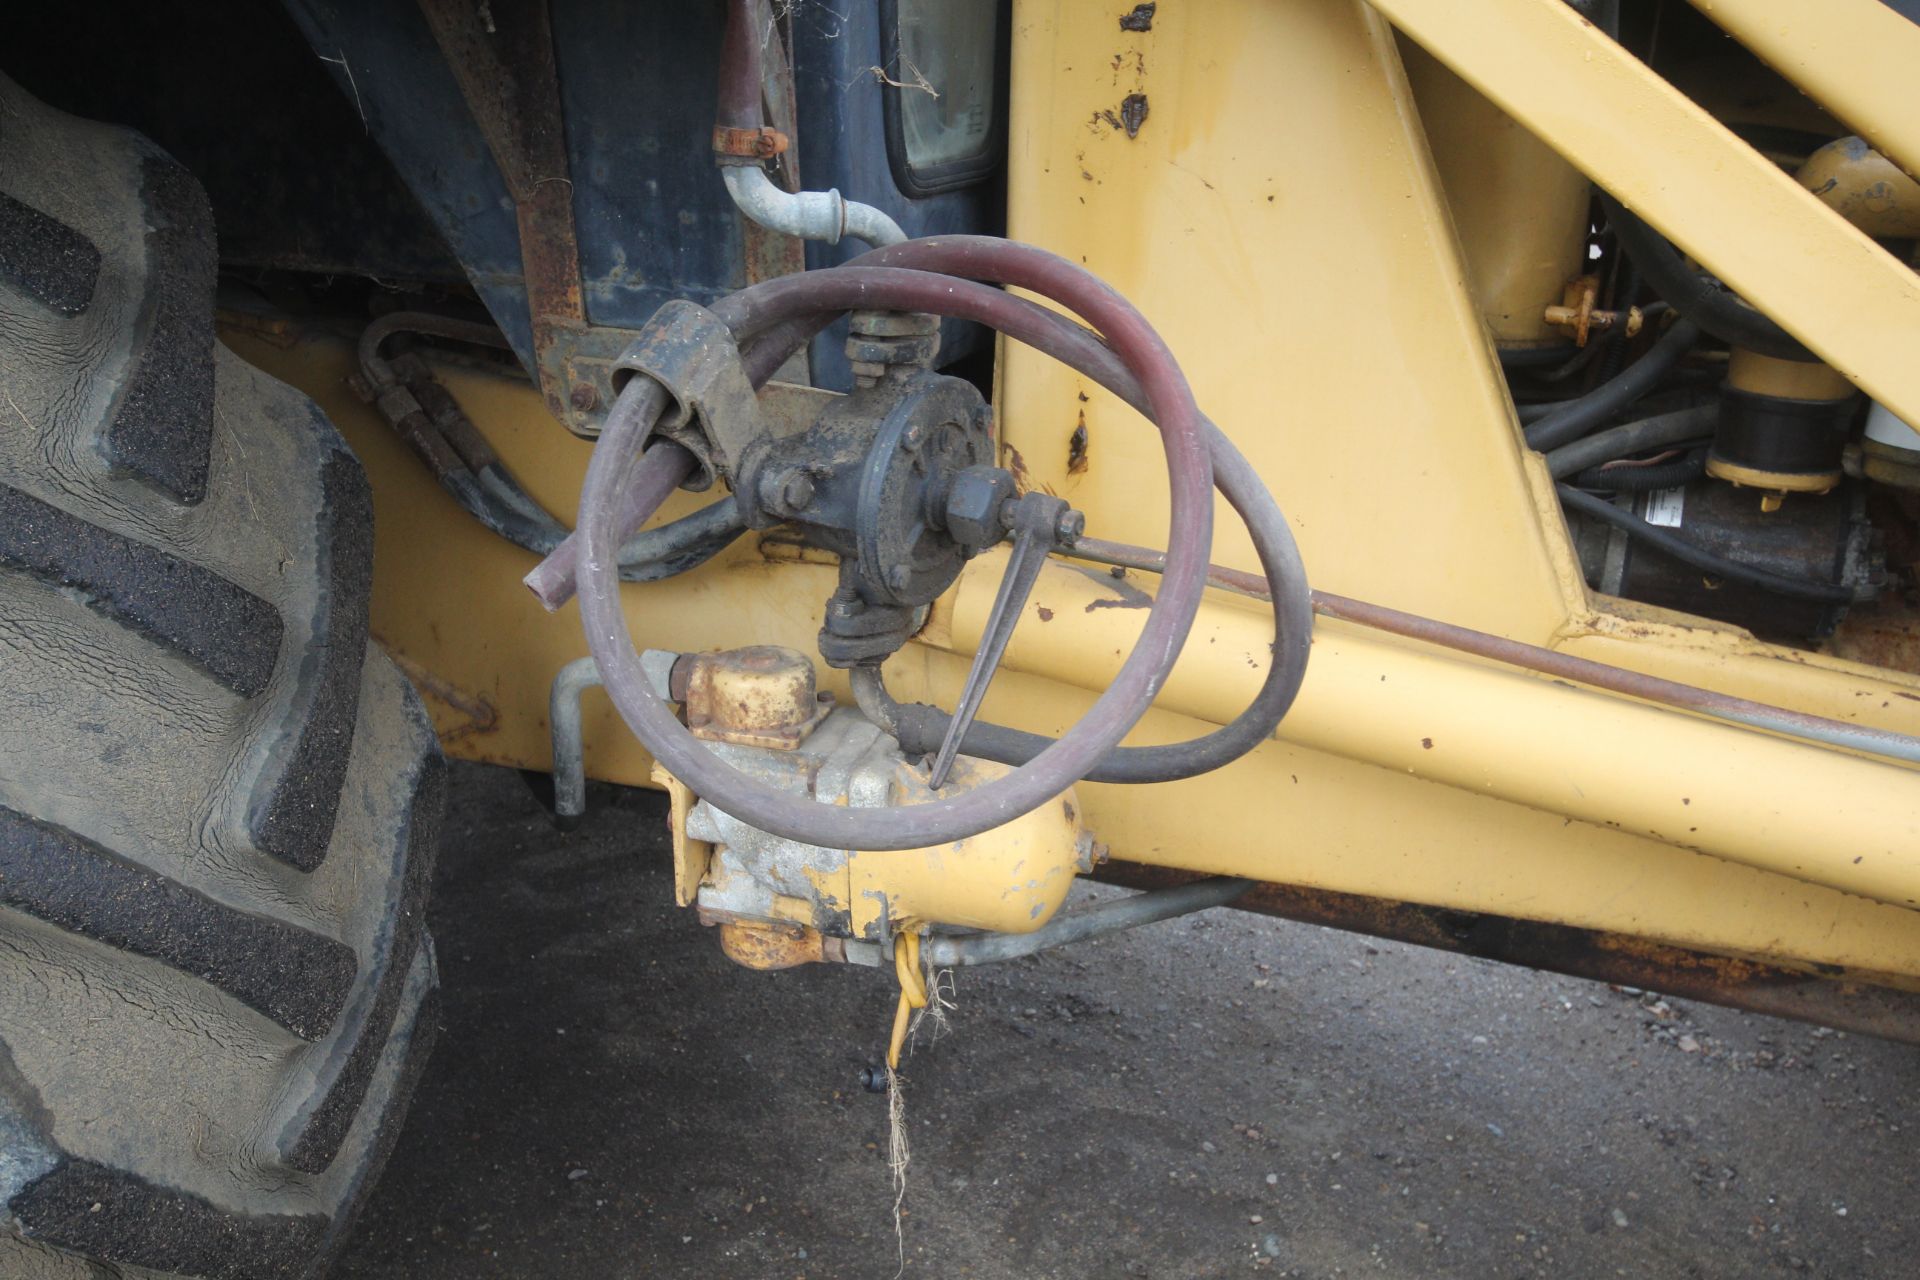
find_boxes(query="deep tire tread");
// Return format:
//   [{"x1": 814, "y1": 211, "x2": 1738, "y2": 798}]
[
  {"x1": 100, "y1": 156, "x2": 217, "y2": 507},
  {"x1": 0, "y1": 480, "x2": 282, "y2": 698},
  {"x1": 0, "y1": 805, "x2": 356, "y2": 1041},
  {"x1": 0, "y1": 72, "x2": 441, "y2": 1279}
]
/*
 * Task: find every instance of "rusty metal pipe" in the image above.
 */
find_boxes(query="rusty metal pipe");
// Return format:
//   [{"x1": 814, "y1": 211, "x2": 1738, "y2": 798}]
[
  {"x1": 1063, "y1": 536, "x2": 1920, "y2": 768},
  {"x1": 715, "y1": 0, "x2": 762, "y2": 133},
  {"x1": 1094, "y1": 861, "x2": 1920, "y2": 1045},
  {"x1": 920, "y1": 876, "x2": 1254, "y2": 967}
]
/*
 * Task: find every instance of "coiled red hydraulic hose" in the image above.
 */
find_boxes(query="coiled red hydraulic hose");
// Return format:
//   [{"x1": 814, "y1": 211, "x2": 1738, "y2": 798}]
[{"x1": 569, "y1": 239, "x2": 1214, "y2": 849}]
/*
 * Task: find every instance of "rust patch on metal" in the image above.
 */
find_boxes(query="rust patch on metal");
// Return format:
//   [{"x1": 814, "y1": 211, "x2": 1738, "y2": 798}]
[
  {"x1": 1094, "y1": 861, "x2": 1920, "y2": 1045},
  {"x1": 381, "y1": 644, "x2": 500, "y2": 743},
  {"x1": 1068, "y1": 416, "x2": 1089, "y2": 475},
  {"x1": 416, "y1": 0, "x2": 585, "y2": 425},
  {"x1": 716, "y1": 920, "x2": 828, "y2": 970},
  {"x1": 1119, "y1": 93, "x2": 1150, "y2": 138},
  {"x1": 737, "y1": 0, "x2": 810, "y2": 290},
  {"x1": 1119, "y1": 3, "x2": 1156, "y2": 33}
]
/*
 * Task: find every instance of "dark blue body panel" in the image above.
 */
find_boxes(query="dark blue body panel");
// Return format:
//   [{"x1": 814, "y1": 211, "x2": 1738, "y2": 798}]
[{"x1": 284, "y1": 0, "x2": 1000, "y2": 390}]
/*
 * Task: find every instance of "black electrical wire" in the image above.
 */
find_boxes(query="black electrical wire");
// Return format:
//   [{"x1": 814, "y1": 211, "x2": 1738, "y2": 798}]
[
  {"x1": 1557, "y1": 485, "x2": 1855, "y2": 604},
  {"x1": 1598, "y1": 193, "x2": 1812, "y2": 361},
  {"x1": 1523, "y1": 318, "x2": 1701, "y2": 452}
]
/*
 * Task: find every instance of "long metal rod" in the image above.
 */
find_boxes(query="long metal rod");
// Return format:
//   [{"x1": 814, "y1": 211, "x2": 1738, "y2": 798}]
[
  {"x1": 919, "y1": 876, "x2": 1254, "y2": 967},
  {"x1": 1065, "y1": 537, "x2": 1920, "y2": 768}
]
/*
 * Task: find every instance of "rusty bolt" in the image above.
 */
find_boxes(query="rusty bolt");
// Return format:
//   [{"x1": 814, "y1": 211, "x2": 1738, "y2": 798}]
[
  {"x1": 779, "y1": 470, "x2": 810, "y2": 510},
  {"x1": 1054, "y1": 508, "x2": 1086, "y2": 546},
  {"x1": 569, "y1": 383, "x2": 599, "y2": 412},
  {"x1": 758, "y1": 466, "x2": 816, "y2": 518},
  {"x1": 780, "y1": 471, "x2": 815, "y2": 512}
]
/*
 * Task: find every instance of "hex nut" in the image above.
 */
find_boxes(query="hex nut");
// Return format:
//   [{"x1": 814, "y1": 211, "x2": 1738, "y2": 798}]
[
  {"x1": 758, "y1": 466, "x2": 816, "y2": 518},
  {"x1": 781, "y1": 471, "x2": 815, "y2": 512},
  {"x1": 945, "y1": 465, "x2": 1015, "y2": 548}
]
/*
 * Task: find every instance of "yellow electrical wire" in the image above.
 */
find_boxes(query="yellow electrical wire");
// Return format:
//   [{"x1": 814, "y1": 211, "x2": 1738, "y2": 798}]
[{"x1": 887, "y1": 930, "x2": 927, "y2": 1070}]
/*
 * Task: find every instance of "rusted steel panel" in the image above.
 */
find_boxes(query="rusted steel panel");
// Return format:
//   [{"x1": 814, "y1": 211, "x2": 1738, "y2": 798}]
[
  {"x1": 1094, "y1": 861, "x2": 1920, "y2": 1046},
  {"x1": 416, "y1": 0, "x2": 585, "y2": 424}
]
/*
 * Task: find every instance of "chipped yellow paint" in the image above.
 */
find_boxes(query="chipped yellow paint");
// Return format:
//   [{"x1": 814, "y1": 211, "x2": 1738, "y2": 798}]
[{"x1": 222, "y1": 0, "x2": 1920, "y2": 984}]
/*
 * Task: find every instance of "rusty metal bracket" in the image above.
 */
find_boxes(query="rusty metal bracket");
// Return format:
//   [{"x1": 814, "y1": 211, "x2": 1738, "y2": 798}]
[
  {"x1": 416, "y1": 0, "x2": 590, "y2": 432},
  {"x1": 613, "y1": 300, "x2": 765, "y2": 491},
  {"x1": 739, "y1": 0, "x2": 811, "y2": 296},
  {"x1": 713, "y1": 124, "x2": 790, "y2": 161}
]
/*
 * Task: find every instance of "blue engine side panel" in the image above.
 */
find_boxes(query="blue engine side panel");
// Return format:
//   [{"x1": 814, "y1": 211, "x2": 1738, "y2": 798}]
[
  {"x1": 282, "y1": 0, "x2": 535, "y2": 362},
  {"x1": 283, "y1": 0, "x2": 1001, "y2": 390}
]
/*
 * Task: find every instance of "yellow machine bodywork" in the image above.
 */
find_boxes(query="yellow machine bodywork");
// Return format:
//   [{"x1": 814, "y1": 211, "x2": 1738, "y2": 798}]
[{"x1": 227, "y1": 0, "x2": 1920, "y2": 992}]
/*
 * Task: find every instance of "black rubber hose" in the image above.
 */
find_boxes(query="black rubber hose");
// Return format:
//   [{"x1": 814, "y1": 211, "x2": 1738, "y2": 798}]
[
  {"x1": 1512, "y1": 368, "x2": 1728, "y2": 427},
  {"x1": 888, "y1": 416, "x2": 1307, "y2": 783},
  {"x1": 1498, "y1": 343, "x2": 1578, "y2": 370},
  {"x1": 360, "y1": 313, "x2": 748, "y2": 583},
  {"x1": 833, "y1": 243, "x2": 1310, "y2": 785},
  {"x1": 1569, "y1": 448, "x2": 1707, "y2": 493},
  {"x1": 695, "y1": 243, "x2": 1310, "y2": 783},
  {"x1": 1543, "y1": 403, "x2": 1718, "y2": 480},
  {"x1": 1557, "y1": 485, "x2": 1854, "y2": 603},
  {"x1": 1598, "y1": 193, "x2": 1812, "y2": 361},
  {"x1": 1524, "y1": 318, "x2": 1701, "y2": 452},
  {"x1": 570, "y1": 245, "x2": 1219, "y2": 850},
  {"x1": 1591, "y1": 259, "x2": 1643, "y2": 384}
]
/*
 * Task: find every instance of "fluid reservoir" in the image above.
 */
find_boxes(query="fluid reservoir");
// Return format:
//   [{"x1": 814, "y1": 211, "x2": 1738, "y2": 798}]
[{"x1": 1400, "y1": 41, "x2": 1591, "y2": 350}]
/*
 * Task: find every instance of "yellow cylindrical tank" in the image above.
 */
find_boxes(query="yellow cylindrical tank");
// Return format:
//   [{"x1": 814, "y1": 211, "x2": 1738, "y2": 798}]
[{"x1": 1400, "y1": 39, "x2": 1591, "y2": 349}]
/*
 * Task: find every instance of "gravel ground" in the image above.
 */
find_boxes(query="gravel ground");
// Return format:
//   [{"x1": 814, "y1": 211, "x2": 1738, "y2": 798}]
[{"x1": 336, "y1": 761, "x2": 1920, "y2": 1279}]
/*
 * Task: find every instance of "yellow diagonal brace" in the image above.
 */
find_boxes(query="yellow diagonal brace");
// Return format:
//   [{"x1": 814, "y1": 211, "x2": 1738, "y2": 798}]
[
  {"x1": 1369, "y1": 0, "x2": 1920, "y2": 428},
  {"x1": 1688, "y1": 0, "x2": 1920, "y2": 183}
]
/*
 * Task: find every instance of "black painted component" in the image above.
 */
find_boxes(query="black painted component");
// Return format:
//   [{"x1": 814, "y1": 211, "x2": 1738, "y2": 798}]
[
  {"x1": 735, "y1": 365, "x2": 998, "y2": 667},
  {"x1": 1568, "y1": 480, "x2": 1882, "y2": 641},
  {"x1": 1710, "y1": 385, "x2": 1858, "y2": 483},
  {"x1": 0, "y1": 2, "x2": 465, "y2": 290}
]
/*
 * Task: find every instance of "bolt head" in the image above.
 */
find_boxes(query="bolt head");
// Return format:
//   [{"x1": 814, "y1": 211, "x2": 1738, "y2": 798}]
[
  {"x1": 780, "y1": 471, "x2": 815, "y2": 511},
  {"x1": 568, "y1": 383, "x2": 599, "y2": 411},
  {"x1": 1054, "y1": 508, "x2": 1086, "y2": 546},
  {"x1": 884, "y1": 562, "x2": 913, "y2": 591},
  {"x1": 944, "y1": 465, "x2": 1016, "y2": 548}
]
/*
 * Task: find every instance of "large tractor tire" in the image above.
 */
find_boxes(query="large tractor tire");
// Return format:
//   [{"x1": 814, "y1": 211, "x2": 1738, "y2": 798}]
[{"x1": 0, "y1": 74, "x2": 440, "y2": 1277}]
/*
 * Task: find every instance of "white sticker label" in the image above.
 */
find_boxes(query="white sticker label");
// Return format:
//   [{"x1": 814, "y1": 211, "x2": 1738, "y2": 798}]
[{"x1": 1643, "y1": 486, "x2": 1686, "y2": 529}]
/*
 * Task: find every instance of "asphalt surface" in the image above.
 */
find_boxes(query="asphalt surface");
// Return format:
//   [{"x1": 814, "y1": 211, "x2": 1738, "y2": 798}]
[{"x1": 336, "y1": 761, "x2": 1920, "y2": 1278}]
